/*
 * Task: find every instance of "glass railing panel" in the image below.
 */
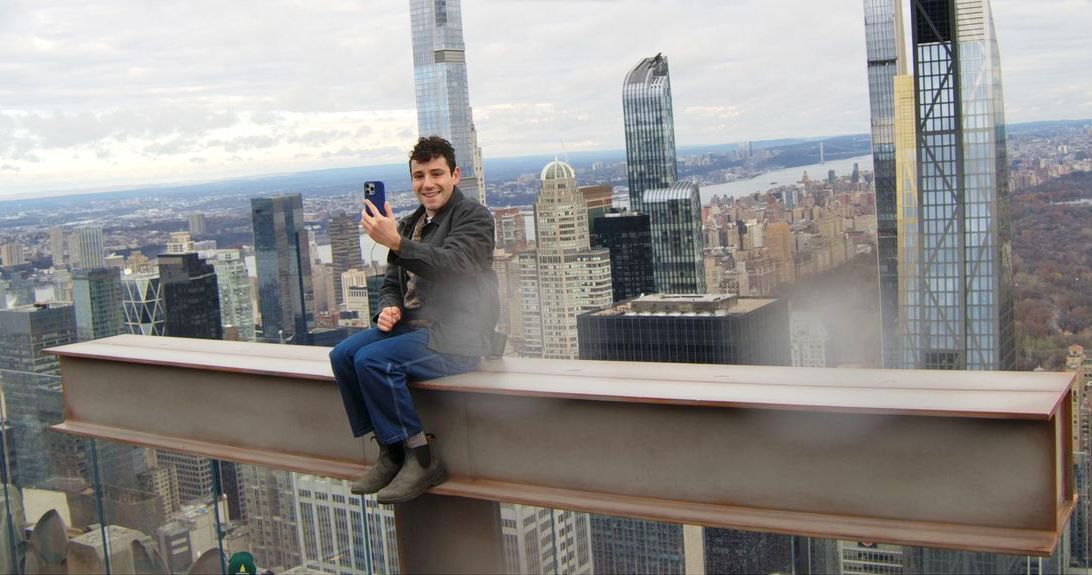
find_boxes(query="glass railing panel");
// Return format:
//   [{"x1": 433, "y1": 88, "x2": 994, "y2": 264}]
[
  {"x1": 0, "y1": 368, "x2": 92, "y2": 572},
  {"x1": 92, "y1": 440, "x2": 226, "y2": 572},
  {"x1": 226, "y1": 461, "x2": 399, "y2": 574}
]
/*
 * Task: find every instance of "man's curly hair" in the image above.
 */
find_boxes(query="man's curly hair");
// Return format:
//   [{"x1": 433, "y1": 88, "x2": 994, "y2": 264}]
[{"x1": 409, "y1": 136, "x2": 457, "y2": 173}]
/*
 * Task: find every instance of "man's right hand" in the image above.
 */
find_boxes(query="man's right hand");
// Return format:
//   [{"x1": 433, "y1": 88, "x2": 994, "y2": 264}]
[{"x1": 377, "y1": 306, "x2": 402, "y2": 332}]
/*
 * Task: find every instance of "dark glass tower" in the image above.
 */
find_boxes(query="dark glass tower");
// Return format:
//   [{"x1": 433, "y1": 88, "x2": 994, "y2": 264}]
[
  {"x1": 158, "y1": 252, "x2": 223, "y2": 340},
  {"x1": 904, "y1": 0, "x2": 1014, "y2": 371},
  {"x1": 251, "y1": 194, "x2": 314, "y2": 344},
  {"x1": 590, "y1": 210, "x2": 655, "y2": 303},
  {"x1": 577, "y1": 294, "x2": 789, "y2": 366},
  {"x1": 623, "y1": 53, "x2": 677, "y2": 213},
  {"x1": 0, "y1": 303, "x2": 82, "y2": 486},
  {"x1": 863, "y1": 0, "x2": 906, "y2": 368},
  {"x1": 645, "y1": 182, "x2": 706, "y2": 294}
]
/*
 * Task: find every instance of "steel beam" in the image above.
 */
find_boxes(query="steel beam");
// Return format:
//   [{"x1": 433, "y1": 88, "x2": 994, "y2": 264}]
[{"x1": 48, "y1": 335, "x2": 1075, "y2": 558}]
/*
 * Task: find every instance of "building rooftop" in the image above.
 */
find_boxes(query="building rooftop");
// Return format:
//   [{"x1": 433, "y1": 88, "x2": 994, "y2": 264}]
[{"x1": 589, "y1": 293, "x2": 779, "y2": 316}]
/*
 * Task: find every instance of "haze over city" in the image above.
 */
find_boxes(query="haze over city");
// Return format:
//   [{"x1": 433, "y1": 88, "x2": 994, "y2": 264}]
[{"x1": 2, "y1": 0, "x2": 1089, "y2": 197}]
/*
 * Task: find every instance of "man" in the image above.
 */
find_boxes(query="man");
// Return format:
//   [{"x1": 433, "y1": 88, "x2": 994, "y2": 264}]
[{"x1": 329, "y1": 136, "x2": 498, "y2": 503}]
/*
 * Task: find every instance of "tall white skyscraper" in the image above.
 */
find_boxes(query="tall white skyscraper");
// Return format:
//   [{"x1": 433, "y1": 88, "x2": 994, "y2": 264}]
[
  {"x1": 71, "y1": 225, "x2": 106, "y2": 270},
  {"x1": 527, "y1": 161, "x2": 613, "y2": 359},
  {"x1": 292, "y1": 474, "x2": 398, "y2": 575},
  {"x1": 501, "y1": 504, "x2": 593, "y2": 575},
  {"x1": 408, "y1": 0, "x2": 486, "y2": 205}
]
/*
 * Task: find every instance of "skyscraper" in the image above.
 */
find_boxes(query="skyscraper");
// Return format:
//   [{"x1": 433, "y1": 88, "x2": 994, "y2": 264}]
[
  {"x1": 292, "y1": 474, "x2": 398, "y2": 574},
  {"x1": 0, "y1": 303, "x2": 82, "y2": 486},
  {"x1": 187, "y1": 213, "x2": 207, "y2": 237},
  {"x1": 578, "y1": 294, "x2": 789, "y2": 366},
  {"x1": 238, "y1": 465, "x2": 302, "y2": 571},
  {"x1": 863, "y1": 0, "x2": 907, "y2": 369},
  {"x1": 902, "y1": 0, "x2": 1014, "y2": 371},
  {"x1": 409, "y1": 0, "x2": 486, "y2": 205},
  {"x1": 329, "y1": 212, "x2": 363, "y2": 309},
  {"x1": 1, "y1": 243, "x2": 24, "y2": 267},
  {"x1": 590, "y1": 515, "x2": 683, "y2": 575},
  {"x1": 121, "y1": 270, "x2": 165, "y2": 336},
  {"x1": 501, "y1": 504, "x2": 593, "y2": 575},
  {"x1": 154, "y1": 449, "x2": 214, "y2": 507},
  {"x1": 49, "y1": 226, "x2": 67, "y2": 268},
  {"x1": 590, "y1": 210, "x2": 656, "y2": 302},
  {"x1": 645, "y1": 182, "x2": 706, "y2": 294},
  {"x1": 623, "y1": 53, "x2": 677, "y2": 213},
  {"x1": 251, "y1": 194, "x2": 314, "y2": 344},
  {"x1": 72, "y1": 267, "x2": 125, "y2": 342},
  {"x1": 528, "y1": 161, "x2": 613, "y2": 359},
  {"x1": 200, "y1": 249, "x2": 256, "y2": 342},
  {"x1": 70, "y1": 225, "x2": 106, "y2": 270},
  {"x1": 157, "y1": 252, "x2": 223, "y2": 341}
]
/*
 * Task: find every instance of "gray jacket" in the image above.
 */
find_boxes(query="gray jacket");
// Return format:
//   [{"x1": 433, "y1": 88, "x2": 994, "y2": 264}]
[{"x1": 378, "y1": 187, "x2": 499, "y2": 356}]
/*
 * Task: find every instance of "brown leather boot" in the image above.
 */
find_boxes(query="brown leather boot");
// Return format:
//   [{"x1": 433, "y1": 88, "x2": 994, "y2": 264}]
[
  {"x1": 376, "y1": 438, "x2": 448, "y2": 504},
  {"x1": 351, "y1": 441, "x2": 403, "y2": 495}
]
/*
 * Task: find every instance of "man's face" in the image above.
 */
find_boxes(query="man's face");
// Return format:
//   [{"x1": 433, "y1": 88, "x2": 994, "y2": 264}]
[{"x1": 410, "y1": 155, "x2": 460, "y2": 216}]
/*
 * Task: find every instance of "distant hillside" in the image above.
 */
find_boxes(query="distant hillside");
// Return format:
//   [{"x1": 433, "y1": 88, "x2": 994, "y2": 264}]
[{"x1": 4, "y1": 119, "x2": 1081, "y2": 210}]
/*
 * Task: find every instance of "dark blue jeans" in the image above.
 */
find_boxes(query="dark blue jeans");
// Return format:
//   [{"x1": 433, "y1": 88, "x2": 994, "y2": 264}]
[{"x1": 329, "y1": 325, "x2": 480, "y2": 445}]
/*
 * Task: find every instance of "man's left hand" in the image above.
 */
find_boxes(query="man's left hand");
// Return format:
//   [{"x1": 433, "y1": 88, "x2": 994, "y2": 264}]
[{"x1": 362, "y1": 200, "x2": 402, "y2": 252}]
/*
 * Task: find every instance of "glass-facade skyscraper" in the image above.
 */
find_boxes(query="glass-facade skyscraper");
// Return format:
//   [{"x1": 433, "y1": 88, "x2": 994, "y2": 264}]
[
  {"x1": 863, "y1": 0, "x2": 906, "y2": 369},
  {"x1": 903, "y1": 0, "x2": 1014, "y2": 371},
  {"x1": 590, "y1": 210, "x2": 656, "y2": 303},
  {"x1": 121, "y1": 270, "x2": 165, "y2": 336},
  {"x1": 0, "y1": 303, "x2": 82, "y2": 486},
  {"x1": 645, "y1": 182, "x2": 706, "y2": 294},
  {"x1": 158, "y1": 252, "x2": 223, "y2": 341},
  {"x1": 72, "y1": 267, "x2": 124, "y2": 342},
  {"x1": 200, "y1": 249, "x2": 256, "y2": 342},
  {"x1": 623, "y1": 53, "x2": 677, "y2": 214},
  {"x1": 409, "y1": 0, "x2": 486, "y2": 205},
  {"x1": 577, "y1": 294, "x2": 789, "y2": 367},
  {"x1": 251, "y1": 194, "x2": 314, "y2": 344}
]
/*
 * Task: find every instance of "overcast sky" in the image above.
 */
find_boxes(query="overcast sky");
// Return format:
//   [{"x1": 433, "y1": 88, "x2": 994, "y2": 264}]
[{"x1": 1, "y1": 0, "x2": 1089, "y2": 197}]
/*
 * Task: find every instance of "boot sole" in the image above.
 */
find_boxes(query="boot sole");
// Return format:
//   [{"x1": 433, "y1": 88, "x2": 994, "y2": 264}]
[
  {"x1": 350, "y1": 484, "x2": 385, "y2": 495},
  {"x1": 350, "y1": 469, "x2": 401, "y2": 495},
  {"x1": 376, "y1": 467, "x2": 449, "y2": 504}
]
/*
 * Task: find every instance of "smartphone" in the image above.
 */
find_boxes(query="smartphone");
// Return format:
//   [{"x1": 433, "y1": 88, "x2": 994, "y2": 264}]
[{"x1": 363, "y1": 181, "x2": 386, "y2": 217}]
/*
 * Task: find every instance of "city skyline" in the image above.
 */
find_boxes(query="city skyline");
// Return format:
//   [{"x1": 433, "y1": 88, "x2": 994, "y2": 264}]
[{"x1": 1, "y1": 0, "x2": 1086, "y2": 197}]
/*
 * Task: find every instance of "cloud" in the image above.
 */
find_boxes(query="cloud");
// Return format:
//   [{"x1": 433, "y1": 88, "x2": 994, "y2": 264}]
[
  {"x1": 685, "y1": 106, "x2": 741, "y2": 120},
  {"x1": 291, "y1": 129, "x2": 353, "y2": 145},
  {"x1": 221, "y1": 135, "x2": 277, "y2": 153},
  {"x1": 0, "y1": 0, "x2": 1087, "y2": 196}
]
